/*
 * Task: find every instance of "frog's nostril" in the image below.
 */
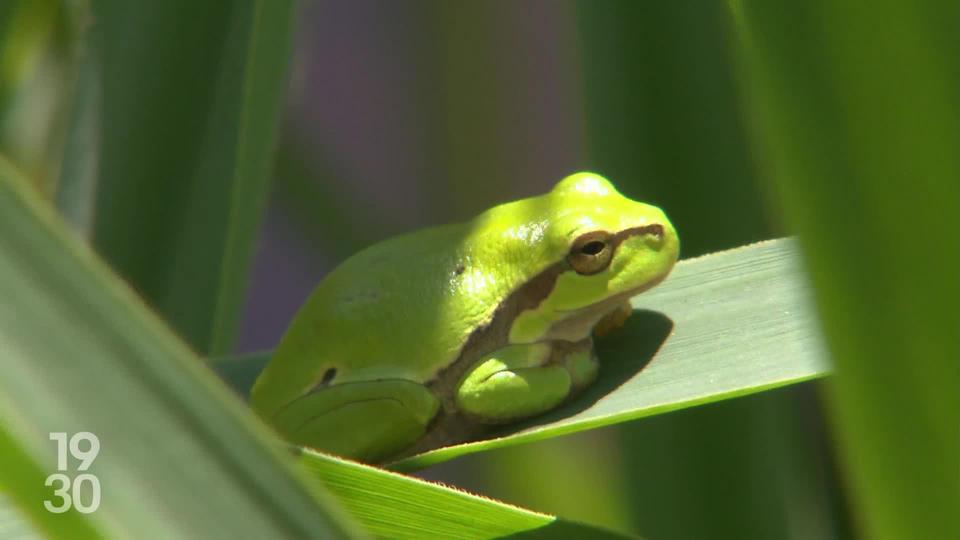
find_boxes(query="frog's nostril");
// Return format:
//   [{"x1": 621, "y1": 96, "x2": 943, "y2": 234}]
[
  {"x1": 644, "y1": 224, "x2": 664, "y2": 239},
  {"x1": 637, "y1": 223, "x2": 664, "y2": 249}
]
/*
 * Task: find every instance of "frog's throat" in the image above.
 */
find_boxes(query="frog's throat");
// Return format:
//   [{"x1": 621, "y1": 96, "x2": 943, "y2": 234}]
[{"x1": 541, "y1": 275, "x2": 665, "y2": 342}]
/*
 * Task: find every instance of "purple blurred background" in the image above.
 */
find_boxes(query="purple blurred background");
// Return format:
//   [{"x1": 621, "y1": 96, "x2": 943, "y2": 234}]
[{"x1": 237, "y1": 1, "x2": 586, "y2": 353}]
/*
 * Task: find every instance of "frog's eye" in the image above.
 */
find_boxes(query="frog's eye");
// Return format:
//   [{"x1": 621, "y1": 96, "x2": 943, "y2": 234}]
[{"x1": 568, "y1": 231, "x2": 614, "y2": 275}]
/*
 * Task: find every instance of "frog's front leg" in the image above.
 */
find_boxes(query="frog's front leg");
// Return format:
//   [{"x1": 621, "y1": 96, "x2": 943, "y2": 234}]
[
  {"x1": 455, "y1": 340, "x2": 599, "y2": 423},
  {"x1": 270, "y1": 380, "x2": 440, "y2": 462}
]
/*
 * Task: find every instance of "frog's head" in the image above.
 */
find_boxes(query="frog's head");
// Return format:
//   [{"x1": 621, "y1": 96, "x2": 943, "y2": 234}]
[{"x1": 508, "y1": 172, "x2": 679, "y2": 343}]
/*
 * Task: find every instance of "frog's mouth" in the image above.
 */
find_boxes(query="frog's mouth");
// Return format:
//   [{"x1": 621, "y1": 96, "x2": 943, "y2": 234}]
[{"x1": 546, "y1": 272, "x2": 671, "y2": 342}]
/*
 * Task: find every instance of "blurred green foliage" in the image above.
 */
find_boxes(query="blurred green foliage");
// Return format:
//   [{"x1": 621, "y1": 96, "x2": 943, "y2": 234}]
[
  {"x1": 0, "y1": 0, "x2": 78, "y2": 194},
  {"x1": 578, "y1": 1, "x2": 776, "y2": 257},
  {"x1": 87, "y1": 0, "x2": 294, "y2": 355},
  {"x1": 730, "y1": 2, "x2": 960, "y2": 538},
  {"x1": 0, "y1": 157, "x2": 359, "y2": 538}
]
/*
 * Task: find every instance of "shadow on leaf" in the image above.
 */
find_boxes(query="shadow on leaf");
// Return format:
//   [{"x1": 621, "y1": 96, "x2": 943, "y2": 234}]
[{"x1": 487, "y1": 309, "x2": 673, "y2": 438}]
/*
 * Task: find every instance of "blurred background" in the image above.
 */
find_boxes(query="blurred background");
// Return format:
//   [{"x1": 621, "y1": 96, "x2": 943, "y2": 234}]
[{"x1": 1, "y1": 1, "x2": 854, "y2": 537}]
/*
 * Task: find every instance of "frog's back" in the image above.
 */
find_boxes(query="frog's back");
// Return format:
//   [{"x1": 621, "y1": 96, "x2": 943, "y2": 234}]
[{"x1": 276, "y1": 217, "x2": 541, "y2": 386}]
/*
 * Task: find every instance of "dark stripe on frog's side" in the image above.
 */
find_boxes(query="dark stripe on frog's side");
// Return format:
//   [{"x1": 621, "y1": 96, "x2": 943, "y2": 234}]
[
  {"x1": 399, "y1": 261, "x2": 567, "y2": 459},
  {"x1": 424, "y1": 223, "x2": 664, "y2": 412},
  {"x1": 424, "y1": 259, "x2": 568, "y2": 413}
]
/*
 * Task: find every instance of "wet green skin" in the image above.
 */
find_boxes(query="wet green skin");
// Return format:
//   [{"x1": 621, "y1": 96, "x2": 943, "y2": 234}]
[{"x1": 250, "y1": 173, "x2": 679, "y2": 462}]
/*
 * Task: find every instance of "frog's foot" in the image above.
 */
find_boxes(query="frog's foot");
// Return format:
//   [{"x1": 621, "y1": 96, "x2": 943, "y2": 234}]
[
  {"x1": 270, "y1": 380, "x2": 439, "y2": 463},
  {"x1": 592, "y1": 301, "x2": 632, "y2": 337},
  {"x1": 455, "y1": 340, "x2": 599, "y2": 424}
]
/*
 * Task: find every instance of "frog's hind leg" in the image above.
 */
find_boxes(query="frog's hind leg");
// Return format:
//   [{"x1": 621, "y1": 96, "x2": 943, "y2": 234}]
[
  {"x1": 271, "y1": 380, "x2": 440, "y2": 463},
  {"x1": 455, "y1": 340, "x2": 598, "y2": 424}
]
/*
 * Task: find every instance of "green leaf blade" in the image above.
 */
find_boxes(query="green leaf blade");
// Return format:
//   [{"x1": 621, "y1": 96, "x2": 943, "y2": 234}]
[
  {"x1": 0, "y1": 158, "x2": 360, "y2": 538},
  {"x1": 299, "y1": 450, "x2": 635, "y2": 540},
  {"x1": 728, "y1": 2, "x2": 960, "y2": 538}
]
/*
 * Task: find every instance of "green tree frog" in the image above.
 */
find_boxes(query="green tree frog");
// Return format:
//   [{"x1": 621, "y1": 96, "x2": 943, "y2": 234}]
[{"x1": 250, "y1": 173, "x2": 679, "y2": 462}]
